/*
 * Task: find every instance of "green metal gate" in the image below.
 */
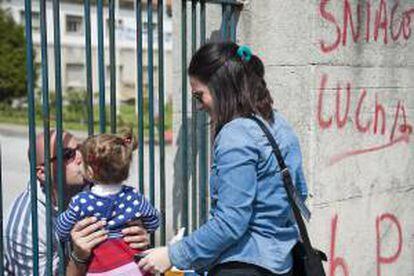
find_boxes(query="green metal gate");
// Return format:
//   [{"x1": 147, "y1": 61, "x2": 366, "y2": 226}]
[{"x1": 0, "y1": 0, "x2": 242, "y2": 275}]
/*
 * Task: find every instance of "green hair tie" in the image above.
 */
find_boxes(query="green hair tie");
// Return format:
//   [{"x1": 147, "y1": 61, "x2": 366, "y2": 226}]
[{"x1": 236, "y1": 45, "x2": 253, "y2": 62}]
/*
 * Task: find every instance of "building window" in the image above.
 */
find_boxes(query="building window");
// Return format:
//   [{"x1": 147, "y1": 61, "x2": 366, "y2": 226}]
[
  {"x1": 106, "y1": 18, "x2": 123, "y2": 35},
  {"x1": 66, "y1": 15, "x2": 83, "y2": 35},
  {"x1": 119, "y1": 1, "x2": 134, "y2": 10},
  {"x1": 143, "y1": 21, "x2": 157, "y2": 33},
  {"x1": 105, "y1": 65, "x2": 128, "y2": 87},
  {"x1": 20, "y1": 10, "x2": 40, "y2": 31},
  {"x1": 66, "y1": 63, "x2": 85, "y2": 88}
]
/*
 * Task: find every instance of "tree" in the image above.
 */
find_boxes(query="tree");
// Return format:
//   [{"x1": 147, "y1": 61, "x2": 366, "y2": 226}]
[{"x1": 0, "y1": 7, "x2": 37, "y2": 103}]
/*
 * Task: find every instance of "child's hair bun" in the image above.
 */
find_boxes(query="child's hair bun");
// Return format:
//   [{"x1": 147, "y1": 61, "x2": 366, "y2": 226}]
[{"x1": 118, "y1": 127, "x2": 138, "y2": 151}]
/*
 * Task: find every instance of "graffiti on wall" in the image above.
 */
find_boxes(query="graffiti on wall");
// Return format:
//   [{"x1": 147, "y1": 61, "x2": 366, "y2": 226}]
[
  {"x1": 329, "y1": 213, "x2": 403, "y2": 276},
  {"x1": 319, "y1": 0, "x2": 414, "y2": 53},
  {"x1": 315, "y1": 1, "x2": 412, "y2": 274},
  {"x1": 317, "y1": 73, "x2": 413, "y2": 165},
  {"x1": 316, "y1": 0, "x2": 413, "y2": 165}
]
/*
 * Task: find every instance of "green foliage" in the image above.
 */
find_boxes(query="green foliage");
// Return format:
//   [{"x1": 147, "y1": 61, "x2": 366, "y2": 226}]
[
  {"x1": 0, "y1": 89, "x2": 173, "y2": 135},
  {"x1": 0, "y1": 7, "x2": 38, "y2": 103},
  {"x1": 64, "y1": 90, "x2": 88, "y2": 124}
]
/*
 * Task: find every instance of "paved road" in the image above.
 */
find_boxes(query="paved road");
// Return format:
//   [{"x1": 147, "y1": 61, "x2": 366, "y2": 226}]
[
  {"x1": 0, "y1": 128, "x2": 30, "y2": 210},
  {"x1": 0, "y1": 124, "x2": 175, "y2": 224}
]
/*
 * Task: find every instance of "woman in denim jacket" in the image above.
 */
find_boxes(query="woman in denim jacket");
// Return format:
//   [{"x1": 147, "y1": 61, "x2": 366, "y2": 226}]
[{"x1": 139, "y1": 42, "x2": 308, "y2": 275}]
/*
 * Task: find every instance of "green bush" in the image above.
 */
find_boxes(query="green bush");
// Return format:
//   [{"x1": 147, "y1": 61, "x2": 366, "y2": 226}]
[
  {"x1": 0, "y1": 90, "x2": 173, "y2": 134},
  {"x1": 64, "y1": 90, "x2": 88, "y2": 124},
  {"x1": 0, "y1": 7, "x2": 38, "y2": 103}
]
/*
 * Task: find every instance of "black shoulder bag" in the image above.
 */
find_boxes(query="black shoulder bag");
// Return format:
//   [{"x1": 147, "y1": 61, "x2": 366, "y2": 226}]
[{"x1": 249, "y1": 116, "x2": 327, "y2": 276}]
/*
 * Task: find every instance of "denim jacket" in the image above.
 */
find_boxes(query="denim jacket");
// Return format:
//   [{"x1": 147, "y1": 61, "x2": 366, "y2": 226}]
[{"x1": 169, "y1": 111, "x2": 308, "y2": 274}]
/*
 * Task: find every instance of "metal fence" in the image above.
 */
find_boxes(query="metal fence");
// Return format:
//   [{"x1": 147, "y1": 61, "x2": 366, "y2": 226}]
[
  {"x1": 180, "y1": 0, "x2": 240, "y2": 235},
  {"x1": 0, "y1": 0, "x2": 241, "y2": 275}
]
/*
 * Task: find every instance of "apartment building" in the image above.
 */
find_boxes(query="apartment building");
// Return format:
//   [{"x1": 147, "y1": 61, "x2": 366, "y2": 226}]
[{"x1": 1, "y1": 0, "x2": 173, "y2": 103}]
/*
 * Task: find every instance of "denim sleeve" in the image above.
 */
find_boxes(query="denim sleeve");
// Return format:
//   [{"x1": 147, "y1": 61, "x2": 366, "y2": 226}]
[
  {"x1": 276, "y1": 113, "x2": 308, "y2": 201},
  {"x1": 285, "y1": 141, "x2": 308, "y2": 202},
  {"x1": 169, "y1": 123, "x2": 258, "y2": 270}
]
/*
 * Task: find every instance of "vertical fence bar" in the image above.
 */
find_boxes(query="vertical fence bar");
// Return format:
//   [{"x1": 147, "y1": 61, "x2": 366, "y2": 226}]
[
  {"x1": 147, "y1": 0, "x2": 156, "y2": 246},
  {"x1": 0, "y1": 146, "x2": 4, "y2": 276},
  {"x1": 225, "y1": 4, "x2": 232, "y2": 41},
  {"x1": 84, "y1": 0, "x2": 94, "y2": 136},
  {"x1": 52, "y1": 0, "x2": 64, "y2": 212},
  {"x1": 221, "y1": 4, "x2": 226, "y2": 40},
  {"x1": 221, "y1": 4, "x2": 230, "y2": 41},
  {"x1": 52, "y1": 0, "x2": 66, "y2": 274},
  {"x1": 24, "y1": 0, "x2": 39, "y2": 273},
  {"x1": 181, "y1": 0, "x2": 189, "y2": 232},
  {"x1": 52, "y1": 0, "x2": 66, "y2": 272},
  {"x1": 230, "y1": 5, "x2": 236, "y2": 42},
  {"x1": 147, "y1": 0, "x2": 155, "y2": 208},
  {"x1": 136, "y1": 0, "x2": 144, "y2": 193},
  {"x1": 157, "y1": 0, "x2": 166, "y2": 246},
  {"x1": 190, "y1": 0, "x2": 198, "y2": 232},
  {"x1": 39, "y1": 0, "x2": 53, "y2": 274},
  {"x1": 97, "y1": 0, "x2": 106, "y2": 133},
  {"x1": 109, "y1": 0, "x2": 117, "y2": 133},
  {"x1": 198, "y1": 0, "x2": 208, "y2": 226}
]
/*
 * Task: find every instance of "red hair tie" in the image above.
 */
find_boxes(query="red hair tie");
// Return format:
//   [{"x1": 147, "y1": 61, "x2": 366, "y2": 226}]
[
  {"x1": 88, "y1": 153, "x2": 97, "y2": 164},
  {"x1": 122, "y1": 137, "x2": 132, "y2": 146}
]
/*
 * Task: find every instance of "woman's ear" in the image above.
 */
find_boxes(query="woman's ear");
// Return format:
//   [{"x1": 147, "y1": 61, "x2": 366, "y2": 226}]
[{"x1": 36, "y1": 165, "x2": 45, "y2": 182}]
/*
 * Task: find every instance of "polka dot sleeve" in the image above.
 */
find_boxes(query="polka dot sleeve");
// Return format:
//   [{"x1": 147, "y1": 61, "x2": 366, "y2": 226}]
[
  {"x1": 135, "y1": 193, "x2": 160, "y2": 233},
  {"x1": 55, "y1": 196, "x2": 82, "y2": 242}
]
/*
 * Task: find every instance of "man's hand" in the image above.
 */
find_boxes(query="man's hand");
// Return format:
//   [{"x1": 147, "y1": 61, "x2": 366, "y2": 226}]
[
  {"x1": 70, "y1": 217, "x2": 107, "y2": 260},
  {"x1": 138, "y1": 247, "x2": 172, "y2": 274},
  {"x1": 121, "y1": 223, "x2": 150, "y2": 250}
]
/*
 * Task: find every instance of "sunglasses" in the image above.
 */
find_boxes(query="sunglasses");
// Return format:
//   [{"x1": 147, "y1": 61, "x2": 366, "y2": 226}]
[
  {"x1": 41, "y1": 146, "x2": 79, "y2": 165},
  {"x1": 192, "y1": 91, "x2": 203, "y2": 103}
]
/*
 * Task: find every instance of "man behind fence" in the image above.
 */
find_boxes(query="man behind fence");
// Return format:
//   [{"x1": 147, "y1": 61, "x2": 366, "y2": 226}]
[{"x1": 3, "y1": 130, "x2": 150, "y2": 275}]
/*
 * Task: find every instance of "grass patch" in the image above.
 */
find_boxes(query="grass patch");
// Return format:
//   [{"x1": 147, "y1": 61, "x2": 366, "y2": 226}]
[{"x1": 0, "y1": 94, "x2": 172, "y2": 136}]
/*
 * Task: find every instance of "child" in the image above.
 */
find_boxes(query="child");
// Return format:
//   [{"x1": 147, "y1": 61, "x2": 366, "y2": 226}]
[{"x1": 56, "y1": 129, "x2": 159, "y2": 275}]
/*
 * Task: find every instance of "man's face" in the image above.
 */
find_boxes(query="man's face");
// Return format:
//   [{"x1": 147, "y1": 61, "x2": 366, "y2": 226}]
[
  {"x1": 35, "y1": 132, "x2": 86, "y2": 206},
  {"x1": 63, "y1": 137, "x2": 85, "y2": 187}
]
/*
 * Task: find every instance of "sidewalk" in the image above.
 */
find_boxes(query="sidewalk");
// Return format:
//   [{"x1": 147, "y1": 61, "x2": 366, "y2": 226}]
[
  {"x1": 0, "y1": 123, "x2": 88, "y2": 139},
  {"x1": 0, "y1": 123, "x2": 173, "y2": 144}
]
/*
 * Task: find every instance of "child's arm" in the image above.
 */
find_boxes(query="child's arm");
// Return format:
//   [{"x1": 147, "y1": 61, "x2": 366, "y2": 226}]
[
  {"x1": 56, "y1": 197, "x2": 82, "y2": 241},
  {"x1": 135, "y1": 194, "x2": 160, "y2": 233}
]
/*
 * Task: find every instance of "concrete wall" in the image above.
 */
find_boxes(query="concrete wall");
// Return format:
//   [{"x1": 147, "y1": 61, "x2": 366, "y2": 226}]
[{"x1": 173, "y1": 0, "x2": 414, "y2": 274}]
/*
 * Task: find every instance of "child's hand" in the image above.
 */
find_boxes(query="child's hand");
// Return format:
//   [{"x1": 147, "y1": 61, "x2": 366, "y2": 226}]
[
  {"x1": 70, "y1": 217, "x2": 107, "y2": 261},
  {"x1": 138, "y1": 247, "x2": 171, "y2": 274},
  {"x1": 122, "y1": 223, "x2": 150, "y2": 249}
]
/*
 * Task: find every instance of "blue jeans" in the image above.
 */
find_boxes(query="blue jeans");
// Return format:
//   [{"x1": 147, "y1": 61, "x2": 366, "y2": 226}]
[{"x1": 208, "y1": 262, "x2": 292, "y2": 276}]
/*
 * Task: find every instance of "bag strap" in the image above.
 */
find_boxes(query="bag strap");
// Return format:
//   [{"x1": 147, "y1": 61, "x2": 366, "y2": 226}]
[{"x1": 248, "y1": 115, "x2": 314, "y2": 254}]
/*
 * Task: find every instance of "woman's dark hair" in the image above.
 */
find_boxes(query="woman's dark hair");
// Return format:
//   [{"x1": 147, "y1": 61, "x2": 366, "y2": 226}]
[{"x1": 188, "y1": 42, "x2": 274, "y2": 133}]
